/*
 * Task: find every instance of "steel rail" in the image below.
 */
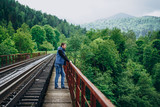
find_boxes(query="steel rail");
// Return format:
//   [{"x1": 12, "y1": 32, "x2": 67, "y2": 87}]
[
  {"x1": 0, "y1": 54, "x2": 46, "y2": 75},
  {"x1": 0, "y1": 54, "x2": 53, "y2": 105},
  {"x1": 5, "y1": 54, "x2": 55, "y2": 107}
]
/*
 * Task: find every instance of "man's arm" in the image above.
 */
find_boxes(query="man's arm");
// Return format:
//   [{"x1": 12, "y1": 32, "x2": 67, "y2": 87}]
[{"x1": 58, "y1": 50, "x2": 69, "y2": 62}]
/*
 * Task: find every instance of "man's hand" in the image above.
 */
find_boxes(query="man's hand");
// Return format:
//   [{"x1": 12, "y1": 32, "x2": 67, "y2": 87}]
[{"x1": 69, "y1": 61, "x2": 72, "y2": 63}]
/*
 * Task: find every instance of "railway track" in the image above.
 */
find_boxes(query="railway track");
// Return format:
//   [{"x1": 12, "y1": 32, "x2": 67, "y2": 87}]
[
  {"x1": 0, "y1": 54, "x2": 55, "y2": 107},
  {"x1": 0, "y1": 55, "x2": 48, "y2": 79}
]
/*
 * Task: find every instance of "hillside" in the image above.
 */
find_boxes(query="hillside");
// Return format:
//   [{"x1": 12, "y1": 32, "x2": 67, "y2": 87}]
[
  {"x1": 0, "y1": 0, "x2": 86, "y2": 37},
  {"x1": 81, "y1": 13, "x2": 160, "y2": 37}
]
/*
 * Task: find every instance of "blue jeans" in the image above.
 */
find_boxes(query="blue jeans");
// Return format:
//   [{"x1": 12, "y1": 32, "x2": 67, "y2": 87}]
[{"x1": 55, "y1": 64, "x2": 65, "y2": 88}]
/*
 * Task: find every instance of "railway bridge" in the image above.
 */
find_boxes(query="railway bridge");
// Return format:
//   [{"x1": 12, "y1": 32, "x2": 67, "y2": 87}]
[{"x1": 0, "y1": 53, "x2": 114, "y2": 107}]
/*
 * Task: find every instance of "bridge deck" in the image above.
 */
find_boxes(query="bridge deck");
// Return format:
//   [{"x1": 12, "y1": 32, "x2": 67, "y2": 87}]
[{"x1": 43, "y1": 67, "x2": 72, "y2": 107}]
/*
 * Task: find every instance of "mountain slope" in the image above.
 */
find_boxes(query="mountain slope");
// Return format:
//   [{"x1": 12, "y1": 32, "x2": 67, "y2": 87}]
[
  {"x1": 107, "y1": 13, "x2": 135, "y2": 19},
  {"x1": 81, "y1": 13, "x2": 160, "y2": 37}
]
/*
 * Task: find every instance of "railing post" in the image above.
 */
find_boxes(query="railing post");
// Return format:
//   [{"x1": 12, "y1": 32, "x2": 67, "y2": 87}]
[
  {"x1": 0, "y1": 57, "x2": 2, "y2": 67},
  {"x1": 90, "y1": 93, "x2": 96, "y2": 107},
  {"x1": 16, "y1": 55, "x2": 17, "y2": 62},
  {"x1": 81, "y1": 81, "x2": 85, "y2": 107},
  {"x1": 13, "y1": 55, "x2": 15, "y2": 63},
  {"x1": 76, "y1": 74, "x2": 80, "y2": 107},
  {"x1": 9, "y1": 55, "x2": 11, "y2": 64},
  {"x1": 71, "y1": 66, "x2": 74, "y2": 100},
  {"x1": 15, "y1": 55, "x2": 17, "y2": 62},
  {"x1": 69, "y1": 63, "x2": 74, "y2": 101},
  {"x1": 12, "y1": 55, "x2": 14, "y2": 64},
  {"x1": 6, "y1": 56, "x2": 7, "y2": 66}
]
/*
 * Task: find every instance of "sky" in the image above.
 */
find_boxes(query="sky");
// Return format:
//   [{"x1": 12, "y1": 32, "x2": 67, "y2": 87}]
[{"x1": 17, "y1": 0, "x2": 160, "y2": 24}]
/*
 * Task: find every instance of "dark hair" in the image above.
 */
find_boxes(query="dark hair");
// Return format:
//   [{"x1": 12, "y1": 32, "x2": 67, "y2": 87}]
[{"x1": 61, "y1": 43, "x2": 66, "y2": 47}]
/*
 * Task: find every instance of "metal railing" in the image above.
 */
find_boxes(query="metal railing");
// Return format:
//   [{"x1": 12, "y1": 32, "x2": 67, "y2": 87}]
[
  {"x1": 64, "y1": 62, "x2": 115, "y2": 107},
  {"x1": 0, "y1": 52, "x2": 46, "y2": 68}
]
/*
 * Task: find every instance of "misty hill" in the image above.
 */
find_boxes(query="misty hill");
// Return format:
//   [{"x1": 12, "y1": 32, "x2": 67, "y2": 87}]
[
  {"x1": 107, "y1": 13, "x2": 135, "y2": 19},
  {"x1": 81, "y1": 13, "x2": 160, "y2": 37},
  {"x1": 0, "y1": 0, "x2": 86, "y2": 37}
]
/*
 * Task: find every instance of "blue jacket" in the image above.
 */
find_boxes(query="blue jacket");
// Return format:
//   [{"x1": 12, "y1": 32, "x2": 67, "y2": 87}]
[{"x1": 55, "y1": 46, "x2": 66, "y2": 66}]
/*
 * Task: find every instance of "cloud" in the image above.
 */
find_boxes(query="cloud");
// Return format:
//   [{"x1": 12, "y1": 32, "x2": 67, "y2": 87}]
[
  {"x1": 144, "y1": 11, "x2": 160, "y2": 17},
  {"x1": 17, "y1": 0, "x2": 160, "y2": 24}
]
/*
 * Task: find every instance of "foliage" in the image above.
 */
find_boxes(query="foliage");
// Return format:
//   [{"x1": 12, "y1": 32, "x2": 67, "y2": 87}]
[
  {"x1": 66, "y1": 35, "x2": 82, "y2": 64},
  {"x1": 0, "y1": 38, "x2": 17, "y2": 55},
  {"x1": 31, "y1": 25, "x2": 46, "y2": 48},
  {"x1": 152, "y1": 63, "x2": 160, "y2": 92},
  {"x1": 57, "y1": 34, "x2": 67, "y2": 47},
  {"x1": 14, "y1": 26, "x2": 35, "y2": 53},
  {"x1": 117, "y1": 59, "x2": 160, "y2": 107},
  {"x1": 43, "y1": 25, "x2": 55, "y2": 45},
  {"x1": 7, "y1": 21, "x2": 15, "y2": 37},
  {"x1": 0, "y1": 25, "x2": 10, "y2": 43},
  {"x1": 39, "y1": 41, "x2": 54, "y2": 51},
  {"x1": 110, "y1": 28, "x2": 125, "y2": 54},
  {"x1": 53, "y1": 28, "x2": 61, "y2": 49},
  {"x1": 66, "y1": 27, "x2": 160, "y2": 106}
]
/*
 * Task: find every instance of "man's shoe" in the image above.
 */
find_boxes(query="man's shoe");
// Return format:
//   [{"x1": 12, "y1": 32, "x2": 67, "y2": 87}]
[
  {"x1": 55, "y1": 87, "x2": 61, "y2": 89},
  {"x1": 61, "y1": 86, "x2": 69, "y2": 89}
]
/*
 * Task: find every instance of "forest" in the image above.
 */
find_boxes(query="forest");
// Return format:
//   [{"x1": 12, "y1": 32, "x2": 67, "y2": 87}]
[
  {"x1": 66, "y1": 29, "x2": 160, "y2": 106},
  {"x1": 0, "y1": 0, "x2": 160, "y2": 106}
]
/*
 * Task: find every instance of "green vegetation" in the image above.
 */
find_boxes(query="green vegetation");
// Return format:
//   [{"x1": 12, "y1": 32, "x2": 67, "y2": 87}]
[
  {"x1": 66, "y1": 28, "x2": 160, "y2": 106},
  {"x1": 0, "y1": 0, "x2": 86, "y2": 55},
  {"x1": 37, "y1": 50, "x2": 57, "y2": 54},
  {"x1": 81, "y1": 13, "x2": 160, "y2": 38},
  {"x1": 0, "y1": 21, "x2": 62, "y2": 55}
]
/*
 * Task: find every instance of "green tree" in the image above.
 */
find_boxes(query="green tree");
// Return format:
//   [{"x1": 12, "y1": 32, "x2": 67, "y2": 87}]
[
  {"x1": 124, "y1": 38, "x2": 137, "y2": 61},
  {"x1": 86, "y1": 29, "x2": 98, "y2": 41},
  {"x1": 57, "y1": 34, "x2": 67, "y2": 47},
  {"x1": 152, "y1": 39, "x2": 160, "y2": 50},
  {"x1": 124, "y1": 30, "x2": 136, "y2": 41},
  {"x1": 143, "y1": 44, "x2": 160, "y2": 74},
  {"x1": 7, "y1": 21, "x2": 15, "y2": 37},
  {"x1": 0, "y1": 38, "x2": 18, "y2": 55},
  {"x1": 0, "y1": 25, "x2": 10, "y2": 43},
  {"x1": 31, "y1": 25, "x2": 46, "y2": 48},
  {"x1": 53, "y1": 28, "x2": 61, "y2": 49},
  {"x1": 117, "y1": 60, "x2": 160, "y2": 107},
  {"x1": 20, "y1": 23, "x2": 31, "y2": 33},
  {"x1": 39, "y1": 41, "x2": 54, "y2": 51},
  {"x1": 152, "y1": 63, "x2": 160, "y2": 92},
  {"x1": 110, "y1": 28, "x2": 125, "y2": 54},
  {"x1": 14, "y1": 27, "x2": 35, "y2": 53},
  {"x1": 67, "y1": 35, "x2": 82, "y2": 64},
  {"x1": 94, "y1": 71, "x2": 116, "y2": 104},
  {"x1": 80, "y1": 38, "x2": 120, "y2": 73},
  {"x1": 135, "y1": 40, "x2": 145, "y2": 63},
  {"x1": 43, "y1": 25, "x2": 55, "y2": 45}
]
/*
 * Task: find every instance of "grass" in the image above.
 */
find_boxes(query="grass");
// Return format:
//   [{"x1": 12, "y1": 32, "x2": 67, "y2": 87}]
[{"x1": 36, "y1": 50, "x2": 57, "y2": 54}]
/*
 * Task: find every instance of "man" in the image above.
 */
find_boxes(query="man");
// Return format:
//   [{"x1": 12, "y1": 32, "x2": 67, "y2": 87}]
[{"x1": 54, "y1": 43, "x2": 70, "y2": 89}]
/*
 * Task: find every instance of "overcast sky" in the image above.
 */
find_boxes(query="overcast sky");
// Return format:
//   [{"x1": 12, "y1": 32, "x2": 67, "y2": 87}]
[{"x1": 17, "y1": 0, "x2": 160, "y2": 24}]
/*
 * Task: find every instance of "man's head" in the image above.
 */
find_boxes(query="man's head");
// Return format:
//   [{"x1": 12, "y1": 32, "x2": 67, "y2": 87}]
[{"x1": 61, "y1": 43, "x2": 66, "y2": 49}]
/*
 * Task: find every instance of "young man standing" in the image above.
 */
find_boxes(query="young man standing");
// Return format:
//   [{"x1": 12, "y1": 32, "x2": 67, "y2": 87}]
[{"x1": 54, "y1": 43, "x2": 70, "y2": 89}]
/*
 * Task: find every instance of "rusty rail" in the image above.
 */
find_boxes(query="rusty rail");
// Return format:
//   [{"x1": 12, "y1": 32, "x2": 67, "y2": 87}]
[
  {"x1": 64, "y1": 62, "x2": 114, "y2": 107},
  {"x1": 0, "y1": 52, "x2": 46, "y2": 68}
]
